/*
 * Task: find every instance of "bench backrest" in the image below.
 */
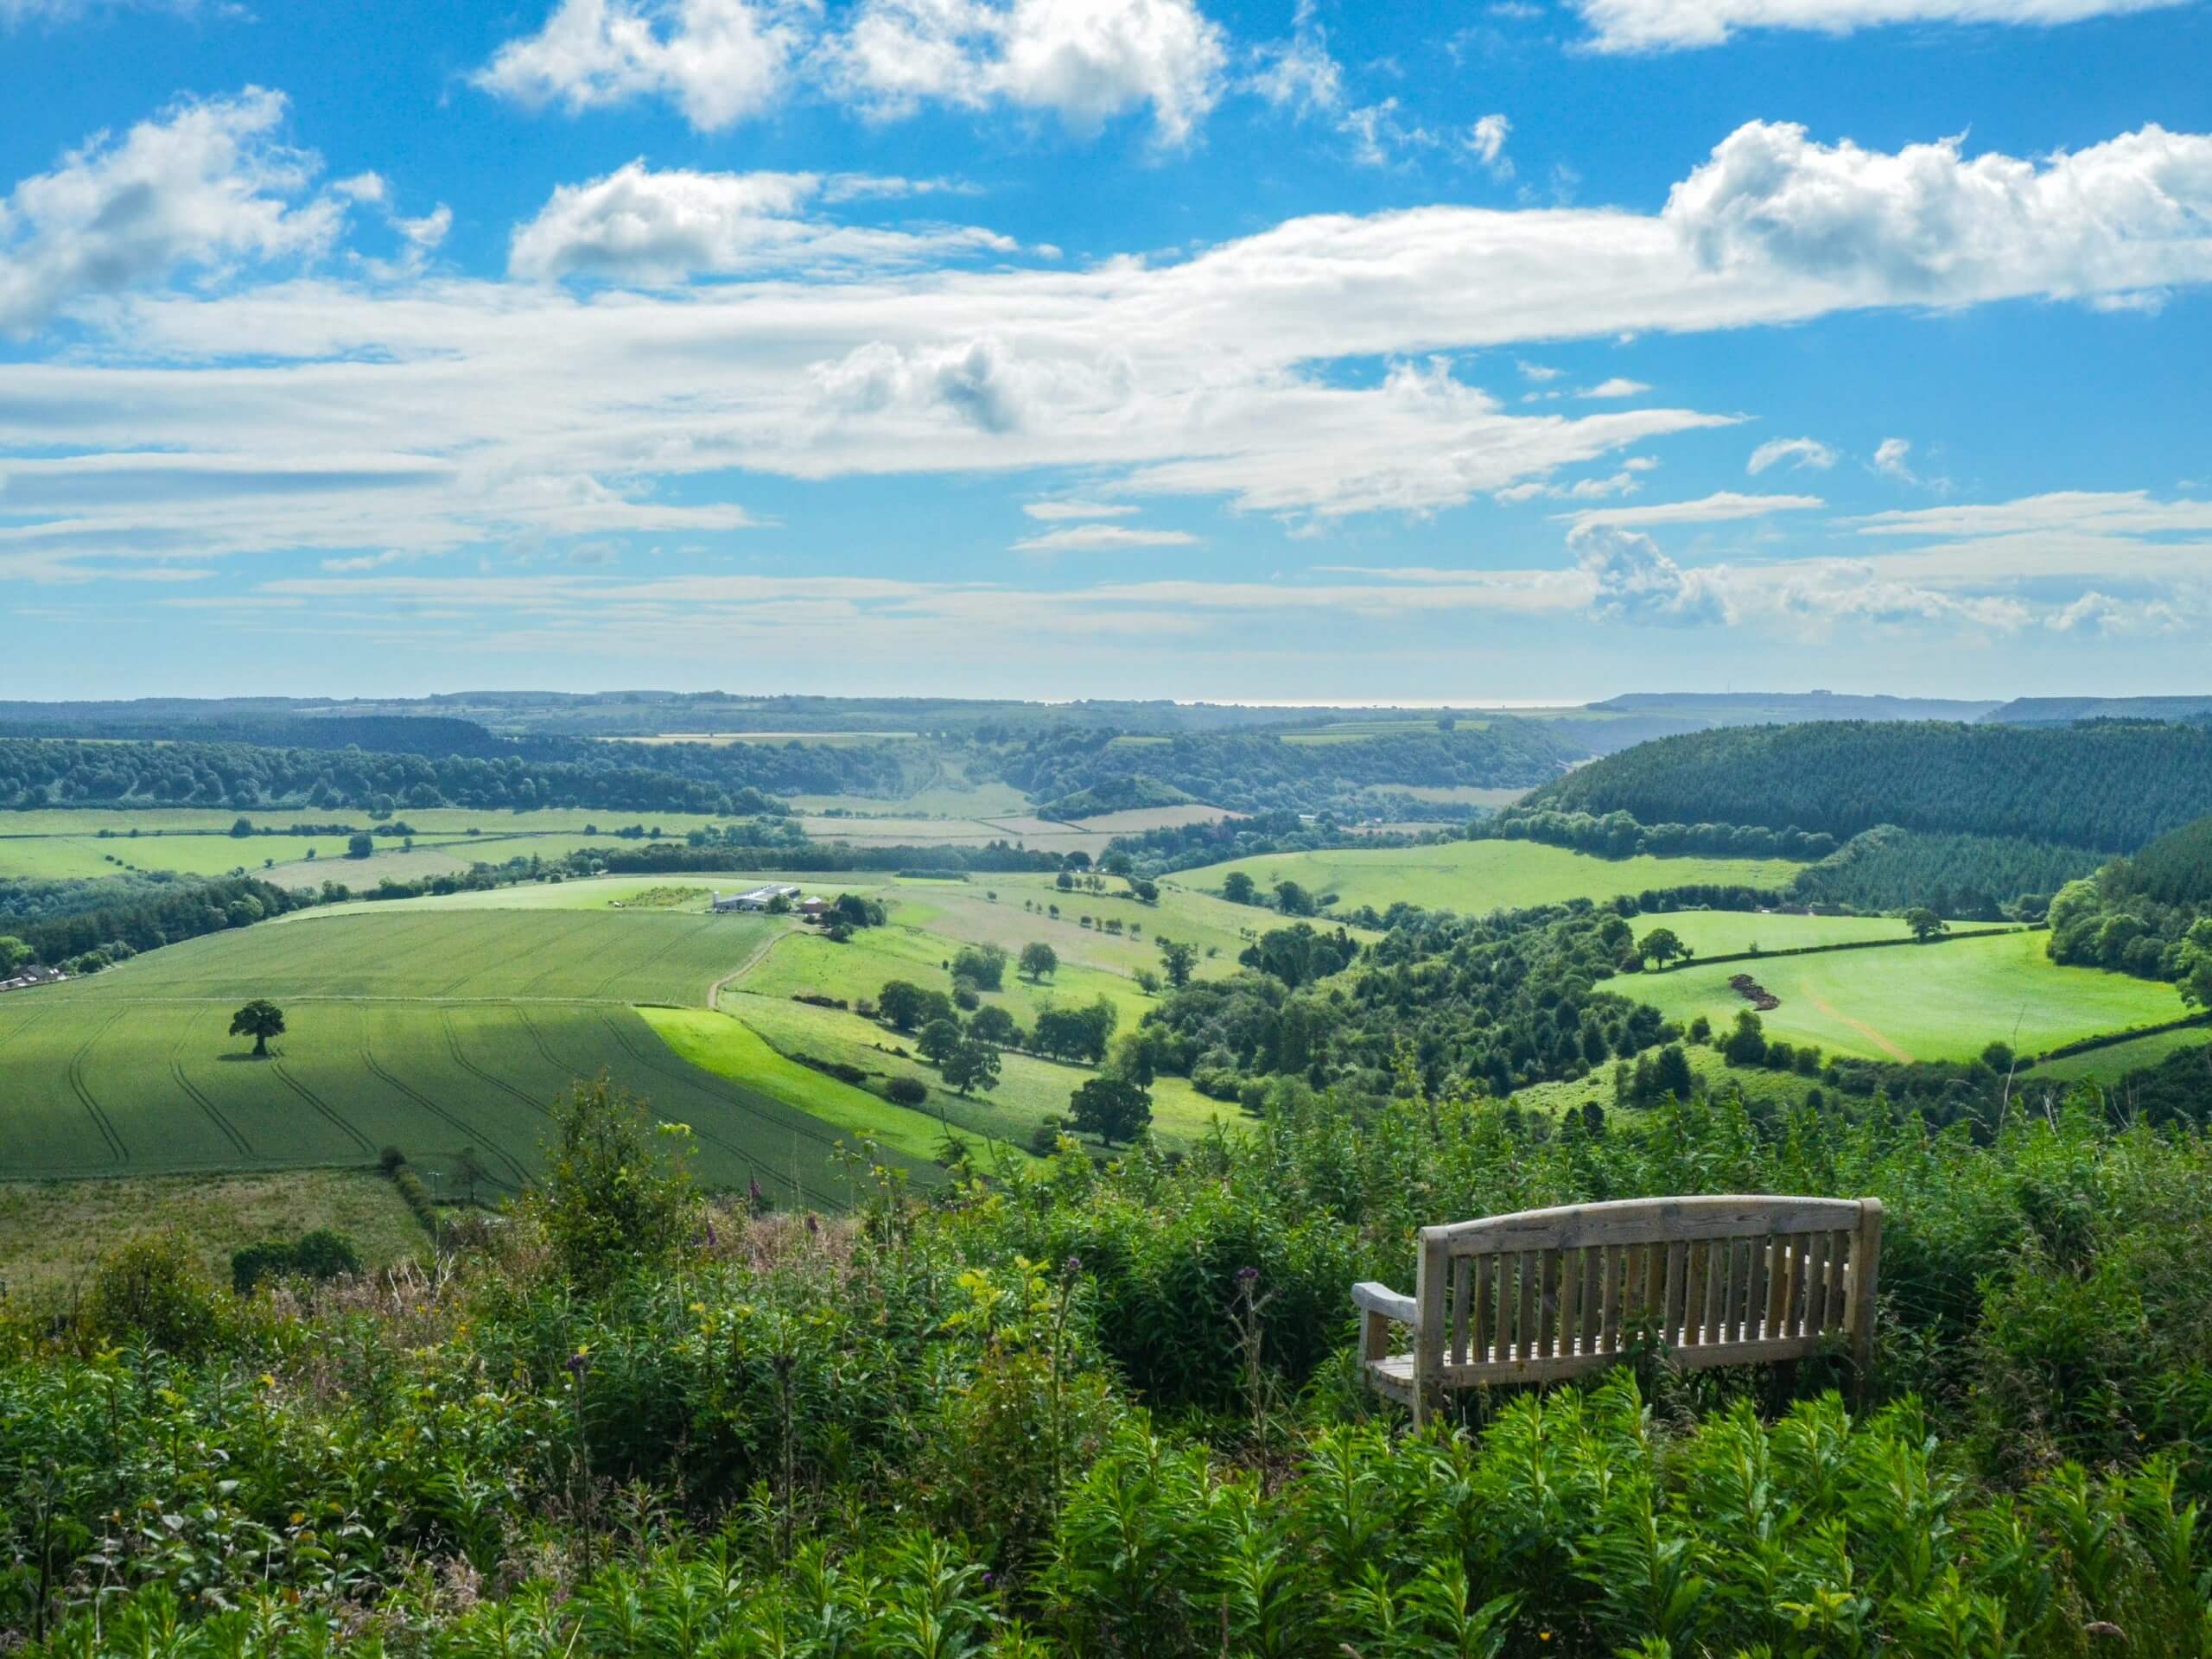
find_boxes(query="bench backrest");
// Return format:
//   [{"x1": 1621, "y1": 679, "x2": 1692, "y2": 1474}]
[{"x1": 1413, "y1": 1195, "x2": 1882, "y2": 1382}]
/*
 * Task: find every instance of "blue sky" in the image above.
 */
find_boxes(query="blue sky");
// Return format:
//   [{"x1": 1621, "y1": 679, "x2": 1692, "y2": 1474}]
[{"x1": 2, "y1": 0, "x2": 2208, "y2": 703}]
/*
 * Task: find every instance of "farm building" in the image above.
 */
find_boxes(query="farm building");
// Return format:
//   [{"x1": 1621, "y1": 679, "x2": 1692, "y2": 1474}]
[{"x1": 711, "y1": 884, "x2": 803, "y2": 912}]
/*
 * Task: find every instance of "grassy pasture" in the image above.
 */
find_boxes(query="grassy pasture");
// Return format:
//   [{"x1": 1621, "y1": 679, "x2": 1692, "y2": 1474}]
[
  {"x1": 723, "y1": 992, "x2": 1229, "y2": 1153},
  {"x1": 1175, "y1": 840, "x2": 1804, "y2": 917},
  {"x1": 0, "y1": 1169, "x2": 427, "y2": 1296},
  {"x1": 1630, "y1": 930, "x2": 2184, "y2": 1065},
  {"x1": 2028, "y1": 1027, "x2": 2212, "y2": 1084},
  {"x1": 1631, "y1": 909, "x2": 1985, "y2": 959}
]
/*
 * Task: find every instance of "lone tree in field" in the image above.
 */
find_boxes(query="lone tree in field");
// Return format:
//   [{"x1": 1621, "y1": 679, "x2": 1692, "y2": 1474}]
[
  {"x1": 1637, "y1": 926, "x2": 1685, "y2": 969},
  {"x1": 229, "y1": 999, "x2": 287, "y2": 1057},
  {"x1": 1157, "y1": 938, "x2": 1198, "y2": 989},
  {"x1": 1221, "y1": 871, "x2": 1257, "y2": 905},
  {"x1": 1904, "y1": 907, "x2": 1948, "y2": 944},
  {"x1": 1019, "y1": 941, "x2": 1058, "y2": 982},
  {"x1": 1070, "y1": 1075, "x2": 1152, "y2": 1147}
]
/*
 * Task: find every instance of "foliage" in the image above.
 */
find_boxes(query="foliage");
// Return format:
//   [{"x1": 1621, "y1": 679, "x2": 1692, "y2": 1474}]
[
  {"x1": 231, "y1": 1228, "x2": 364, "y2": 1293},
  {"x1": 228, "y1": 998, "x2": 286, "y2": 1056},
  {"x1": 1526, "y1": 718, "x2": 2212, "y2": 852},
  {"x1": 1794, "y1": 824, "x2": 2101, "y2": 917},
  {"x1": 532, "y1": 1076, "x2": 700, "y2": 1288},
  {"x1": 1068, "y1": 1076, "x2": 1153, "y2": 1146},
  {"x1": 1004, "y1": 723, "x2": 1576, "y2": 817}
]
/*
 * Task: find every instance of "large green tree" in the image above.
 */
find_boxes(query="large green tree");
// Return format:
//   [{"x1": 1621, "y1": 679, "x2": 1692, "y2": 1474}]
[
  {"x1": 228, "y1": 999, "x2": 287, "y2": 1057},
  {"x1": 1069, "y1": 1075, "x2": 1152, "y2": 1147},
  {"x1": 1157, "y1": 938, "x2": 1198, "y2": 989},
  {"x1": 1018, "y1": 941, "x2": 1058, "y2": 982}
]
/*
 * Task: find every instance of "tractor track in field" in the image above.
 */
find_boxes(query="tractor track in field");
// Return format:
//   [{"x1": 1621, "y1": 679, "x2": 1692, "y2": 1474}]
[
  {"x1": 439, "y1": 1010, "x2": 554, "y2": 1122},
  {"x1": 707, "y1": 924, "x2": 797, "y2": 1013},
  {"x1": 515, "y1": 1007, "x2": 578, "y2": 1076},
  {"x1": 357, "y1": 1046, "x2": 530, "y2": 1188},
  {"x1": 64, "y1": 1009, "x2": 130, "y2": 1165},
  {"x1": 270, "y1": 1061, "x2": 378, "y2": 1158},
  {"x1": 167, "y1": 1010, "x2": 252, "y2": 1158},
  {"x1": 584, "y1": 913, "x2": 713, "y2": 1001},
  {"x1": 597, "y1": 1009, "x2": 842, "y2": 1209}
]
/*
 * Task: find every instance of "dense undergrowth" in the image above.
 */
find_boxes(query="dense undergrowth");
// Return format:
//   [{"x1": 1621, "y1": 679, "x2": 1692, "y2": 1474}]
[{"x1": 6, "y1": 1072, "x2": 2212, "y2": 1656}]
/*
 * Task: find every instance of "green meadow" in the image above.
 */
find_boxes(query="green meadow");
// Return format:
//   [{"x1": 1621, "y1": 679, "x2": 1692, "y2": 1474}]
[
  {"x1": 1631, "y1": 908, "x2": 1988, "y2": 958},
  {"x1": 1178, "y1": 838, "x2": 1805, "y2": 916},
  {"x1": 1629, "y1": 929, "x2": 2184, "y2": 1064}
]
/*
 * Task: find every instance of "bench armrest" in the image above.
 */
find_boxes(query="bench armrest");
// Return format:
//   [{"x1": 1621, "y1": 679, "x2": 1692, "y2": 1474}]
[{"x1": 1351, "y1": 1281, "x2": 1417, "y2": 1325}]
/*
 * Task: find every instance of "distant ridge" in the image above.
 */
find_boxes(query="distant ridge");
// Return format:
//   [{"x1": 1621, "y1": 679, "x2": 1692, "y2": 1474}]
[
  {"x1": 1980, "y1": 696, "x2": 2212, "y2": 726},
  {"x1": 1588, "y1": 691, "x2": 2003, "y2": 722}
]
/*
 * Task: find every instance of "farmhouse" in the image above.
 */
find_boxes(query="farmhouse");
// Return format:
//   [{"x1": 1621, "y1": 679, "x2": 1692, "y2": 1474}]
[
  {"x1": 0, "y1": 965, "x2": 66, "y2": 994},
  {"x1": 712, "y1": 884, "x2": 802, "y2": 912}
]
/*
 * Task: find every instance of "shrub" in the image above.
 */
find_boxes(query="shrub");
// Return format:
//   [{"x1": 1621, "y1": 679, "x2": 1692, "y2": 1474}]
[
  {"x1": 83, "y1": 1234, "x2": 226, "y2": 1355},
  {"x1": 535, "y1": 1074, "x2": 698, "y2": 1288},
  {"x1": 886, "y1": 1076, "x2": 929, "y2": 1107}
]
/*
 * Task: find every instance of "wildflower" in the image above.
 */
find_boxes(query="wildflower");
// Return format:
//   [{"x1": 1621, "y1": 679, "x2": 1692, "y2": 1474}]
[{"x1": 1236, "y1": 1266, "x2": 1260, "y2": 1283}]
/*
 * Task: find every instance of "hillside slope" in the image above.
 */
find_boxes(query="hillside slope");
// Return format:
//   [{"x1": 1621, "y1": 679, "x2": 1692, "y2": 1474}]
[{"x1": 1522, "y1": 720, "x2": 2212, "y2": 852}]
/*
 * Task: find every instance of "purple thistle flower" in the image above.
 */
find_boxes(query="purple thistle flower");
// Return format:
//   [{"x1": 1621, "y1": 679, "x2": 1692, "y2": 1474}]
[{"x1": 1236, "y1": 1266, "x2": 1261, "y2": 1283}]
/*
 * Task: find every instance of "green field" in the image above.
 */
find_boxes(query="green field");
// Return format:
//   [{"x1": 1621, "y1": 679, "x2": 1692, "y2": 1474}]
[
  {"x1": 1633, "y1": 909, "x2": 1988, "y2": 959},
  {"x1": 2028, "y1": 1027, "x2": 2212, "y2": 1083},
  {"x1": 0, "y1": 906, "x2": 934, "y2": 1202},
  {"x1": 1, "y1": 868, "x2": 1266, "y2": 1196},
  {"x1": 0, "y1": 1168, "x2": 428, "y2": 1295},
  {"x1": 1177, "y1": 840, "x2": 1805, "y2": 916},
  {"x1": 1630, "y1": 931, "x2": 2184, "y2": 1064}
]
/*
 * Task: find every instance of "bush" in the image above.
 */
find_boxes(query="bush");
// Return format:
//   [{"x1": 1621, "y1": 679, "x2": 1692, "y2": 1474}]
[
  {"x1": 83, "y1": 1234, "x2": 226, "y2": 1355},
  {"x1": 886, "y1": 1076, "x2": 930, "y2": 1107},
  {"x1": 534, "y1": 1074, "x2": 699, "y2": 1288}
]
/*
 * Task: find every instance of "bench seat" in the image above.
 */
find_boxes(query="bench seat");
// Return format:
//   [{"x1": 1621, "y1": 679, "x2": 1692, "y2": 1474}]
[{"x1": 1356, "y1": 1195, "x2": 1883, "y2": 1425}]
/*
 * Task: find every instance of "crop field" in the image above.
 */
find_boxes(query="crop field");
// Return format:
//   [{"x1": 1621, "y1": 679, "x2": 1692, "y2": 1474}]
[
  {"x1": 785, "y1": 782, "x2": 1033, "y2": 817},
  {"x1": 0, "y1": 905, "x2": 933, "y2": 1201},
  {"x1": 77, "y1": 908, "x2": 778, "y2": 1004},
  {"x1": 1176, "y1": 840, "x2": 1804, "y2": 916},
  {"x1": 1068, "y1": 804, "x2": 1238, "y2": 833},
  {"x1": 613, "y1": 731, "x2": 916, "y2": 747},
  {"x1": 0, "y1": 990, "x2": 912, "y2": 1205},
  {"x1": 1629, "y1": 930, "x2": 2184, "y2": 1064},
  {"x1": 797, "y1": 815, "x2": 1117, "y2": 859}
]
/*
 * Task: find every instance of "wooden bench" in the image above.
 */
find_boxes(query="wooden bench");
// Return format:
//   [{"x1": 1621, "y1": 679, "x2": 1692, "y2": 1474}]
[{"x1": 1352, "y1": 1195, "x2": 1882, "y2": 1426}]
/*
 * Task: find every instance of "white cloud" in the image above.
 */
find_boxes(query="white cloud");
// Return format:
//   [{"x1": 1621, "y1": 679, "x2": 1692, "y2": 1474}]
[
  {"x1": 1580, "y1": 377, "x2": 1650, "y2": 398},
  {"x1": 1563, "y1": 490, "x2": 1824, "y2": 529},
  {"x1": 1873, "y1": 437, "x2": 1916, "y2": 480},
  {"x1": 14, "y1": 114, "x2": 2212, "y2": 584},
  {"x1": 1571, "y1": 524, "x2": 1729, "y2": 626},
  {"x1": 508, "y1": 162, "x2": 1016, "y2": 281},
  {"x1": 1023, "y1": 499, "x2": 1139, "y2": 519},
  {"x1": 1466, "y1": 112, "x2": 1514, "y2": 179},
  {"x1": 1247, "y1": 0, "x2": 1342, "y2": 115},
  {"x1": 1516, "y1": 360, "x2": 1561, "y2": 382},
  {"x1": 1573, "y1": 0, "x2": 2187, "y2": 50},
  {"x1": 2044, "y1": 590, "x2": 2185, "y2": 634},
  {"x1": 474, "y1": 0, "x2": 811, "y2": 132},
  {"x1": 1747, "y1": 435, "x2": 1837, "y2": 474},
  {"x1": 829, "y1": 0, "x2": 1229, "y2": 143},
  {"x1": 1666, "y1": 122, "x2": 2212, "y2": 307},
  {"x1": 1012, "y1": 523, "x2": 1198, "y2": 551},
  {"x1": 0, "y1": 88, "x2": 343, "y2": 334}
]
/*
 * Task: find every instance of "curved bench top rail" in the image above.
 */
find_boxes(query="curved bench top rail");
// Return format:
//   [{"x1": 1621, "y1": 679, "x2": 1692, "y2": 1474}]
[{"x1": 1421, "y1": 1194, "x2": 1872, "y2": 1255}]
